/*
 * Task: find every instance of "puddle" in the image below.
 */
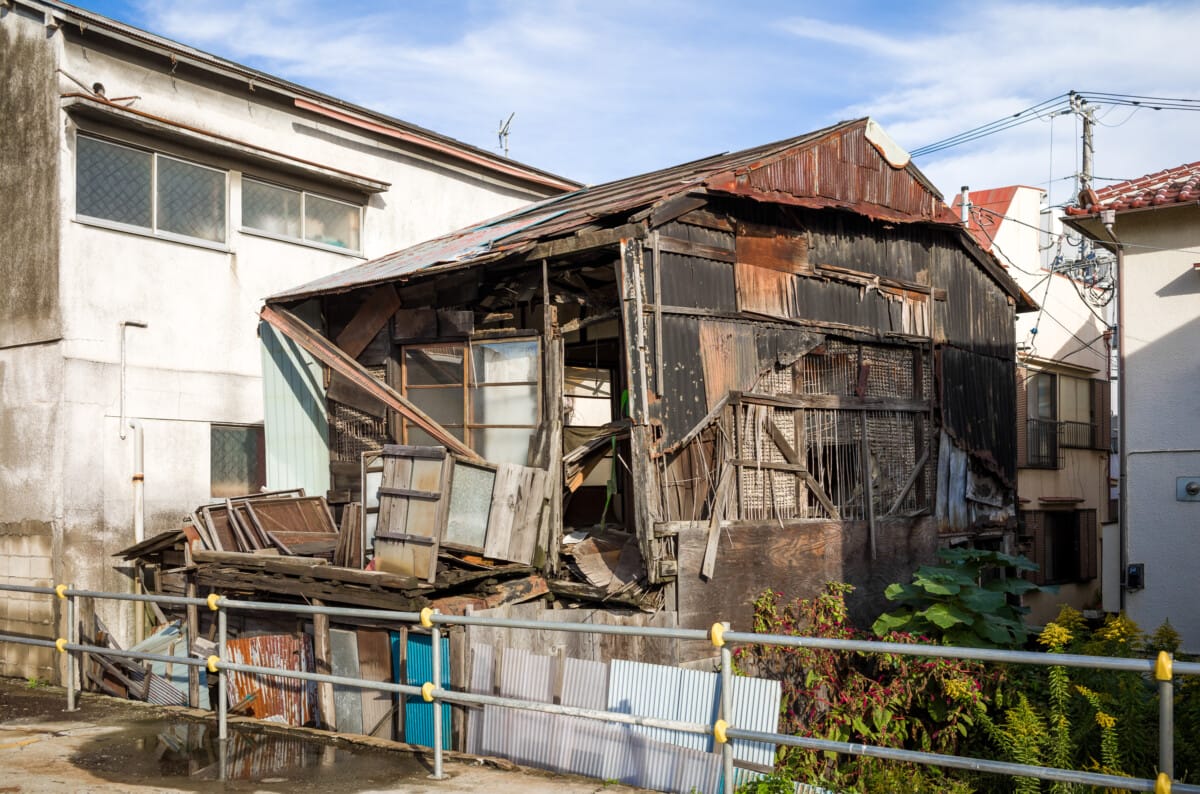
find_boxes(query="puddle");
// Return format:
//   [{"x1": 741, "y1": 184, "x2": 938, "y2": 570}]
[{"x1": 69, "y1": 719, "x2": 430, "y2": 792}]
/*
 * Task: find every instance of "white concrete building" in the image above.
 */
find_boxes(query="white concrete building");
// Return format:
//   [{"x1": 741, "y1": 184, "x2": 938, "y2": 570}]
[
  {"x1": 0, "y1": 0, "x2": 574, "y2": 680},
  {"x1": 1067, "y1": 164, "x2": 1200, "y2": 651},
  {"x1": 957, "y1": 186, "x2": 1112, "y2": 625}
]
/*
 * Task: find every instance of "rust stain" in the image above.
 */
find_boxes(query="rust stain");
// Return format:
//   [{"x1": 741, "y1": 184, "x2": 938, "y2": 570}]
[{"x1": 224, "y1": 634, "x2": 317, "y2": 726}]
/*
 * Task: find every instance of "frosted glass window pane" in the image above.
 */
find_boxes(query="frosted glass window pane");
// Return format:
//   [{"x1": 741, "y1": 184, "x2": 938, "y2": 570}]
[
  {"x1": 471, "y1": 385, "x2": 537, "y2": 425},
  {"x1": 472, "y1": 341, "x2": 538, "y2": 384},
  {"x1": 405, "y1": 345, "x2": 464, "y2": 386},
  {"x1": 76, "y1": 136, "x2": 152, "y2": 228},
  {"x1": 408, "y1": 387, "x2": 465, "y2": 427},
  {"x1": 443, "y1": 462, "x2": 495, "y2": 549},
  {"x1": 476, "y1": 428, "x2": 534, "y2": 465},
  {"x1": 243, "y1": 179, "x2": 301, "y2": 237},
  {"x1": 305, "y1": 193, "x2": 360, "y2": 250},
  {"x1": 157, "y1": 156, "x2": 226, "y2": 241}
]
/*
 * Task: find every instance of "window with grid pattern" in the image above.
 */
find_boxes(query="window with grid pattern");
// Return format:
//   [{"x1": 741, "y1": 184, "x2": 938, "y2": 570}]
[
  {"x1": 75, "y1": 134, "x2": 227, "y2": 244},
  {"x1": 242, "y1": 177, "x2": 361, "y2": 253},
  {"x1": 211, "y1": 424, "x2": 266, "y2": 498}
]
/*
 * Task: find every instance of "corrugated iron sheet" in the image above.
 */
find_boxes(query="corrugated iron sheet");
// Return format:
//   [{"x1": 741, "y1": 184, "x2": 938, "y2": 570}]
[
  {"x1": 607, "y1": 659, "x2": 718, "y2": 753},
  {"x1": 399, "y1": 631, "x2": 450, "y2": 749},
  {"x1": 269, "y1": 118, "x2": 1028, "y2": 307},
  {"x1": 224, "y1": 634, "x2": 317, "y2": 726}
]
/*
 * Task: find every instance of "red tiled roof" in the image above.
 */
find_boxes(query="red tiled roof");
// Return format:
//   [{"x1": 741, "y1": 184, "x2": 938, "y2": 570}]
[{"x1": 1065, "y1": 162, "x2": 1200, "y2": 216}]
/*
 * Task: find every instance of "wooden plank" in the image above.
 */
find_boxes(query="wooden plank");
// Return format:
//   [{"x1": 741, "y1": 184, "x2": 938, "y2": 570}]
[
  {"x1": 701, "y1": 465, "x2": 735, "y2": 580},
  {"x1": 885, "y1": 446, "x2": 930, "y2": 517},
  {"x1": 185, "y1": 574, "x2": 199, "y2": 708},
  {"x1": 656, "y1": 233, "x2": 736, "y2": 263},
  {"x1": 644, "y1": 193, "x2": 709, "y2": 229},
  {"x1": 381, "y1": 444, "x2": 447, "y2": 460},
  {"x1": 327, "y1": 371, "x2": 387, "y2": 417},
  {"x1": 260, "y1": 304, "x2": 480, "y2": 460},
  {"x1": 765, "y1": 420, "x2": 803, "y2": 468},
  {"x1": 654, "y1": 394, "x2": 727, "y2": 458},
  {"x1": 377, "y1": 486, "x2": 440, "y2": 501},
  {"x1": 523, "y1": 223, "x2": 643, "y2": 261},
  {"x1": 335, "y1": 285, "x2": 402, "y2": 360},
  {"x1": 357, "y1": 629, "x2": 394, "y2": 739},
  {"x1": 506, "y1": 469, "x2": 547, "y2": 565},
  {"x1": 483, "y1": 463, "x2": 521, "y2": 560},
  {"x1": 312, "y1": 598, "x2": 336, "y2": 730},
  {"x1": 861, "y1": 414, "x2": 877, "y2": 561},
  {"x1": 732, "y1": 391, "x2": 929, "y2": 413}
]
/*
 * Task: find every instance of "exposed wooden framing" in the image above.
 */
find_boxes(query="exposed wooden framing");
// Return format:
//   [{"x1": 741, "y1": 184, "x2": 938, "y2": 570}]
[
  {"x1": 652, "y1": 231, "x2": 664, "y2": 394},
  {"x1": 676, "y1": 208, "x2": 735, "y2": 232},
  {"x1": 524, "y1": 223, "x2": 644, "y2": 261},
  {"x1": 542, "y1": 259, "x2": 566, "y2": 576},
  {"x1": 313, "y1": 597, "x2": 336, "y2": 730},
  {"x1": 559, "y1": 307, "x2": 619, "y2": 335},
  {"x1": 886, "y1": 446, "x2": 931, "y2": 517},
  {"x1": 861, "y1": 414, "x2": 877, "y2": 561},
  {"x1": 654, "y1": 393, "x2": 728, "y2": 458},
  {"x1": 765, "y1": 420, "x2": 802, "y2": 469},
  {"x1": 618, "y1": 238, "x2": 663, "y2": 583},
  {"x1": 185, "y1": 574, "x2": 199, "y2": 708},
  {"x1": 750, "y1": 415, "x2": 840, "y2": 520},
  {"x1": 701, "y1": 465, "x2": 735, "y2": 580},
  {"x1": 656, "y1": 233, "x2": 736, "y2": 263},
  {"x1": 811, "y1": 262, "x2": 932, "y2": 296},
  {"x1": 260, "y1": 304, "x2": 480, "y2": 461},
  {"x1": 334, "y1": 285, "x2": 402, "y2": 359},
  {"x1": 732, "y1": 391, "x2": 929, "y2": 413},
  {"x1": 642, "y1": 193, "x2": 708, "y2": 229}
]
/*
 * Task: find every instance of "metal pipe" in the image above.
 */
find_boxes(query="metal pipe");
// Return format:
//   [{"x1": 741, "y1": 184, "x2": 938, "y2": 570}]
[
  {"x1": 128, "y1": 418, "x2": 145, "y2": 644},
  {"x1": 60, "y1": 642, "x2": 209, "y2": 668},
  {"x1": 64, "y1": 589, "x2": 210, "y2": 607},
  {"x1": 960, "y1": 186, "x2": 970, "y2": 226},
  {"x1": 0, "y1": 583, "x2": 58, "y2": 595},
  {"x1": 725, "y1": 728, "x2": 1200, "y2": 794},
  {"x1": 430, "y1": 612, "x2": 709, "y2": 641},
  {"x1": 216, "y1": 661, "x2": 422, "y2": 697},
  {"x1": 65, "y1": 591, "x2": 77, "y2": 712},
  {"x1": 118, "y1": 320, "x2": 146, "y2": 442},
  {"x1": 1100, "y1": 211, "x2": 1128, "y2": 612},
  {"x1": 217, "y1": 609, "x2": 227, "y2": 742},
  {"x1": 722, "y1": 630, "x2": 1162, "y2": 673},
  {"x1": 220, "y1": 598, "x2": 418, "y2": 622},
  {"x1": 431, "y1": 618, "x2": 444, "y2": 779},
  {"x1": 720, "y1": 630, "x2": 734, "y2": 794},
  {"x1": 0, "y1": 635, "x2": 59, "y2": 648}
]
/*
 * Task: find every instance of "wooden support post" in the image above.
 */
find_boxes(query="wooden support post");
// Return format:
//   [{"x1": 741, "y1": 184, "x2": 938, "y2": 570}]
[
  {"x1": 312, "y1": 598, "x2": 336, "y2": 731},
  {"x1": 543, "y1": 259, "x2": 565, "y2": 577},
  {"x1": 618, "y1": 239, "x2": 663, "y2": 582},
  {"x1": 185, "y1": 573, "x2": 199, "y2": 708},
  {"x1": 861, "y1": 414, "x2": 877, "y2": 561}
]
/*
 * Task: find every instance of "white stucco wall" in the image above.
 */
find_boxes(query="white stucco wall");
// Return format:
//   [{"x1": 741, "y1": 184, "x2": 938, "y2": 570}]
[
  {"x1": 0, "y1": 14, "x2": 566, "y2": 651},
  {"x1": 1113, "y1": 205, "x2": 1200, "y2": 650}
]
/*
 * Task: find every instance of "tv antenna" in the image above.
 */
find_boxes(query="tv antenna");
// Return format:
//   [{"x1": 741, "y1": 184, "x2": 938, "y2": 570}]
[{"x1": 497, "y1": 112, "x2": 515, "y2": 158}]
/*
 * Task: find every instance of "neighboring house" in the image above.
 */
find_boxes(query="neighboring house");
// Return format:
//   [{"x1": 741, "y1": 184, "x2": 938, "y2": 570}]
[
  {"x1": 954, "y1": 187, "x2": 1112, "y2": 625},
  {"x1": 260, "y1": 118, "x2": 1036, "y2": 636},
  {"x1": 1066, "y1": 163, "x2": 1200, "y2": 651},
  {"x1": 0, "y1": 0, "x2": 574, "y2": 681}
]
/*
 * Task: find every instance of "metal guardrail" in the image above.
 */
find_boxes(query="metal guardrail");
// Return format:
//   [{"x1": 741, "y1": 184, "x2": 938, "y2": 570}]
[{"x1": 1, "y1": 581, "x2": 1198, "y2": 793}]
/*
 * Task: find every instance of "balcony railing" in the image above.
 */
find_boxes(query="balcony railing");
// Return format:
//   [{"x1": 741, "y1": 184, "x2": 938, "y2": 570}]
[{"x1": 1026, "y1": 419, "x2": 1099, "y2": 468}]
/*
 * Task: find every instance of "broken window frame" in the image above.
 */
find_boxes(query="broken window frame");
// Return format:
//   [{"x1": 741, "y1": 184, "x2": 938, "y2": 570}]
[{"x1": 398, "y1": 336, "x2": 542, "y2": 464}]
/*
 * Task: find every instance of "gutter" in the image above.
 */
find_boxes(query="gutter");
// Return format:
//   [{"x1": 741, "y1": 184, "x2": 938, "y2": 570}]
[{"x1": 1098, "y1": 209, "x2": 1127, "y2": 611}]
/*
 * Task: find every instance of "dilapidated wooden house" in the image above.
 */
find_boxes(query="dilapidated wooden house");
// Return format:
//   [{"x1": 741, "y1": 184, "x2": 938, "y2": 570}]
[{"x1": 259, "y1": 118, "x2": 1035, "y2": 631}]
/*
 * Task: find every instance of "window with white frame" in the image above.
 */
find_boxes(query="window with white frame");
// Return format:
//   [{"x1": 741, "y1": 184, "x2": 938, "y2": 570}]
[
  {"x1": 75, "y1": 134, "x2": 227, "y2": 243},
  {"x1": 242, "y1": 177, "x2": 361, "y2": 253}
]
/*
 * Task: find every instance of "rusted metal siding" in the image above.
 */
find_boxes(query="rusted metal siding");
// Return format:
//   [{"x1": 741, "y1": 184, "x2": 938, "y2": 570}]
[
  {"x1": 224, "y1": 634, "x2": 317, "y2": 726},
  {"x1": 940, "y1": 346, "x2": 1017, "y2": 483}
]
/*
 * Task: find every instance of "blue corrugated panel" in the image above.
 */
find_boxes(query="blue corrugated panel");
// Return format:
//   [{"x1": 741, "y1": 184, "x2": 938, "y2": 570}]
[{"x1": 394, "y1": 631, "x2": 450, "y2": 749}]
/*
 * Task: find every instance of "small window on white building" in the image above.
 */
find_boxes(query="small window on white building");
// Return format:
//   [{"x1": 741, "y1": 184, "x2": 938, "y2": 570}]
[
  {"x1": 242, "y1": 177, "x2": 361, "y2": 252},
  {"x1": 211, "y1": 424, "x2": 266, "y2": 498},
  {"x1": 75, "y1": 134, "x2": 227, "y2": 244}
]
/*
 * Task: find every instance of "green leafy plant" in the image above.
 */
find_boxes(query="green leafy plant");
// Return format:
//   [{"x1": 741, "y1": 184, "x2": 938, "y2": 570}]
[
  {"x1": 735, "y1": 773, "x2": 795, "y2": 793},
  {"x1": 737, "y1": 583, "x2": 989, "y2": 793},
  {"x1": 25, "y1": 677, "x2": 50, "y2": 689},
  {"x1": 872, "y1": 548, "x2": 1047, "y2": 648}
]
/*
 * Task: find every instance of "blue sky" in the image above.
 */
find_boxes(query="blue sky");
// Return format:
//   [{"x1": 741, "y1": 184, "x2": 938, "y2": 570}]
[{"x1": 77, "y1": 1, "x2": 1199, "y2": 209}]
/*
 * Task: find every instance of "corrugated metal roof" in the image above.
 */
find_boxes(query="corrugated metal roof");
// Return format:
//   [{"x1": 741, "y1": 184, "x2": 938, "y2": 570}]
[{"x1": 270, "y1": 118, "x2": 1010, "y2": 304}]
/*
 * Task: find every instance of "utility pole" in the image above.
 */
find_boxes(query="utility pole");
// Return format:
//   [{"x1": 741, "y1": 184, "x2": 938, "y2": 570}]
[{"x1": 1069, "y1": 90, "x2": 1097, "y2": 200}]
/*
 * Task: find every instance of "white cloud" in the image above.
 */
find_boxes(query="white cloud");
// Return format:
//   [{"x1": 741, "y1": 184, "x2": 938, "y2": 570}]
[{"x1": 132, "y1": 0, "x2": 1200, "y2": 200}]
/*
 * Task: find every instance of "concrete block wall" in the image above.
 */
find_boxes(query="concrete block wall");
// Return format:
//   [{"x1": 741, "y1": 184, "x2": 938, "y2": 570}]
[{"x1": 0, "y1": 528, "x2": 58, "y2": 681}]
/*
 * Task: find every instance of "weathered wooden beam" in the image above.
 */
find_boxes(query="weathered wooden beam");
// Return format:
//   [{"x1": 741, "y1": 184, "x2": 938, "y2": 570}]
[
  {"x1": 701, "y1": 465, "x2": 735, "y2": 580},
  {"x1": 312, "y1": 597, "x2": 336, "y2": 731},
  {"x1": 654, "y1": 394, "x2": 728, "y2": 458},
  {"x1": 885, "y1": 446, "x2": 930, "y2": 517},
  {"x1": 642, "y1": 193, "x2": 709, "y2": 229},
  {"x1": 334, "y1": 285, "x2": 402, "y2": 359},
  {"x1": 260, "y1": 304, "x2": 481, "y2": 460},
  {"x1": 732, "y1": 391, "x2": 930, "y2": 413},
  {"x1": 656, "y1": 233, "x2": 736, "y2": 263},
  {"x1": 524, "y1": 223, "x2": 644, "y2": 261}
]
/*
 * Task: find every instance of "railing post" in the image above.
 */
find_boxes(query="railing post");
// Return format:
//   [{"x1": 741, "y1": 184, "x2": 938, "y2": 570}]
[
  {"x1": 719, "y1": 621, "x2": 734, "y2": 794},
  {"x1": 431, "y1": 609, "x2": 444, "y2": 780},
  {"x1": 1158, "y1": 651, "x2": 1174, "y2": 782},
  {"x1": 64, "y1": 585, "x2": 77, "y2": 712},
  {"x1": 217, "y1": 605, "x2": 228, "y2": 743}
]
